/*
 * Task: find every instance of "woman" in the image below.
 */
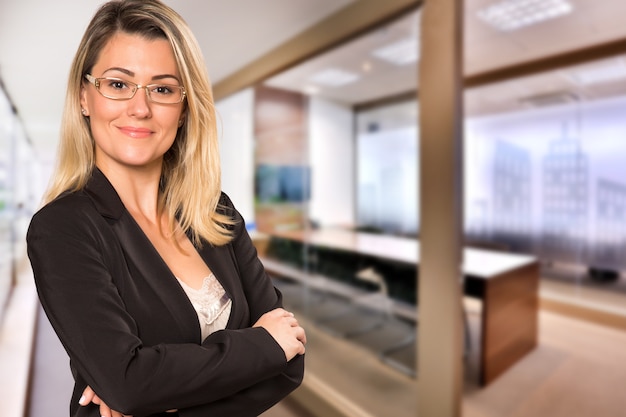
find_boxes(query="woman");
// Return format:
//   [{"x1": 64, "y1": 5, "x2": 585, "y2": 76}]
[{"x1": 26, "y1": 1, "x2": 305, "y2": 416}]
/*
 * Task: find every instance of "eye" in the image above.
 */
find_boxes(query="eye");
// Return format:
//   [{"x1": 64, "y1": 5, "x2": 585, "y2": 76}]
[
  {"x1": 105, "y1": 79, "x2": 129, "y2": 90},
  {"x1": 151, "y1": 85, "x2": 174, "y2": 95}
]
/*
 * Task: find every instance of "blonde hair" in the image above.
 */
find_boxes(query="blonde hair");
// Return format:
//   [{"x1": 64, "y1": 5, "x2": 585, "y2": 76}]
[{"x1": 45, "y1": 0, "x2": 233, "y2": 246}]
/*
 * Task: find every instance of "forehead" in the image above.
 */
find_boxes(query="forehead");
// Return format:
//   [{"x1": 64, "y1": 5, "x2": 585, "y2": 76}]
[{"x1": 92, "y1": 32, "x2": 179, "y2": 77}]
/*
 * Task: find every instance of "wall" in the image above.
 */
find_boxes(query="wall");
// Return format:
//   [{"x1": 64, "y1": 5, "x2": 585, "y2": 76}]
[
  {"x1": 308, "y1": 96, "x2": 355, "y2": 228},
  {"x1": 217, "y1": 87, "x2": 357, "y2": 232},
  {"x1": 253, "y1": 86, "x2": 309, "y2": 232},
  {"x1": 356, "y1": 100, "x2": 419, "y2": 235},
  {"x1": 216, "y1": 88, "x2": 255, "y2": 224}
]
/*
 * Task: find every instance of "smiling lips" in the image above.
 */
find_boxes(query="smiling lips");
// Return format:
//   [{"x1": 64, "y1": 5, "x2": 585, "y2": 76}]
[{"x1": 119, "y1": 126, "x2": 153, "y2": 138}]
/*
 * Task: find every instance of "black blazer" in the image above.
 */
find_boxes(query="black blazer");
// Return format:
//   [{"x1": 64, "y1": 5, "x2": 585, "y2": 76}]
[{"x1": 27, "y1": 168, "x2": 304, "y2": 417}]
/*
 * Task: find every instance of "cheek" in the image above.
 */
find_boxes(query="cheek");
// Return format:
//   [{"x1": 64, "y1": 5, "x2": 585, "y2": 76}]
[
  {"x1": 89, "y1": 96, "x2": 122, "y2": 120},
  {"x1": 158, "y1": 109, "x2": 184, "y2": 134}
]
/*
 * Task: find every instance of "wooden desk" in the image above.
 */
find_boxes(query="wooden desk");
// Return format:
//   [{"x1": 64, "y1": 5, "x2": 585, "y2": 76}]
[{"x1": 261, "y1": 229, "x2": 539, "y2": 385}]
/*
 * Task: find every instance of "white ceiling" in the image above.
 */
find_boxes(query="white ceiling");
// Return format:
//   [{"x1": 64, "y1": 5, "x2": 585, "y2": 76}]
[
  {"x1": 2, "y1": 0, "x2": 626, "y2": 160},
  {"x1": 0, "y1": 0, "x2": 354, "y2": 159}
]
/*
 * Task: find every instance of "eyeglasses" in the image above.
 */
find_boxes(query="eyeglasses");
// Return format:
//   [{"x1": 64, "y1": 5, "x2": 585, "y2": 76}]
[{"x1": 84, "y1": 74, "x2": 186, "y2": 104}]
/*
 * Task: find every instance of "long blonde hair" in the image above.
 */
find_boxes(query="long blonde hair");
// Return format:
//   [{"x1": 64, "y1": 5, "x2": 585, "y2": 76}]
[{"x1": 45, "y1": 0, "x2": 233, "y2": 246}]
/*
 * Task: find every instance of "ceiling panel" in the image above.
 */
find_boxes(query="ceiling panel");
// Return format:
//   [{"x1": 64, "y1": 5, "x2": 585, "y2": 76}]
[{"x1": 265, "y1": 0, "x2": 626, "y2": 117}]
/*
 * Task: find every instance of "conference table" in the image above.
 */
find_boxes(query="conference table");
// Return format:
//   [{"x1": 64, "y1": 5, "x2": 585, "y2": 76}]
[{"x1": 257, "y1": 228, "x2": 539, "y2": 386}]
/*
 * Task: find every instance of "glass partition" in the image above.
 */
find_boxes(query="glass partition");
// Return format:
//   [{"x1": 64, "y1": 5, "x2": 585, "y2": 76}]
[
  {"x1": 352, "y1": 53, "x2": 626, "y2": 297},
  {"x1": 0, "y1": 83, "x2": 37, "y2": 323},
  {"x1": 465, "y1": 56, "x2": 626, "y2": 292}
]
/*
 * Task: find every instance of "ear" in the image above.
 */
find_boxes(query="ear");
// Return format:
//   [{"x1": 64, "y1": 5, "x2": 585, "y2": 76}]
[
  {"x1": 80, "y1": 84, "x2": 89, "y2": 116},
  {"x1": 178, "y1": 109, "x2": 187, "y2": 127}
]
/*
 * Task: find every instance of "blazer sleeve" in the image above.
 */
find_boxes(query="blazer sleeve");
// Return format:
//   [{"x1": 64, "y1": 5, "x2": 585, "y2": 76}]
[
  {"x1": 220, "y1": 192, "x2": 284, "y2": 321},
  {"x1": 178, "y1": 354, "x2": 304, "y2": 417},
  {"x1": 173, "y1": 194, "x2": 304, "y2": 417},
  {"x1": 27, "y1": 196, "x2": 293, "y2": 417}
]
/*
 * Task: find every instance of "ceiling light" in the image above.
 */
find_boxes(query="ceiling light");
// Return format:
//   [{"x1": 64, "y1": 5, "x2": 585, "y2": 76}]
[
  {"x1": 371, "y1": 37, "x2": 419, "y2": 66},
  {"x1": 308, "y1": 68, "x2": 360, "y2": 87},
  {"x1": 304, "y1": 85, "x2": 319, "y2": 95},
  {"x1": 477, "y1": 0, "x2": 573, "y2": 32},
  {"x1": 567, "y1": 59, "x2": 626, "y2": 86}
]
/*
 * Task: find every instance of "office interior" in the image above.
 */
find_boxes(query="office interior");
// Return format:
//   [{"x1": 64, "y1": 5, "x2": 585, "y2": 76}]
[{"x1": 2, "y1": 0, "x2": 626, "y2": 416}]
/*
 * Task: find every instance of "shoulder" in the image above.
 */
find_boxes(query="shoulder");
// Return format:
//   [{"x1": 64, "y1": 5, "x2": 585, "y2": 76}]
[
  {"x1": 31, "y1": 190, "x2": 96, "y2": 222},
  {"x1": 217, "y1": 192, "x2": 241, "y2": 221},
  {"x1": 29, "y1": 168, "x2": 123, "y2": 236},
  {"x1": 217, "y1": 191, "x2": 234, "y2": 210},
  {"x1": 216, "y1": 191, "x2": 246, "y2": 235},
  {"x1": 27, "y1": 190, "x2": 105, "y2": 242}
]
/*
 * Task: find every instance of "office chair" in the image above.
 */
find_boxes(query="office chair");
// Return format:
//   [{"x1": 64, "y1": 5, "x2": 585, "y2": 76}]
[{"x1": 308, "y1": 265, "x2": 417, "y2": 377}]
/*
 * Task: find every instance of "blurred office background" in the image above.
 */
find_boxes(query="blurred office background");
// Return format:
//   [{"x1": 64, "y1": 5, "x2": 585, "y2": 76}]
[{"x1": 2, "y1": 0, "x2": 626, "y2": 416}]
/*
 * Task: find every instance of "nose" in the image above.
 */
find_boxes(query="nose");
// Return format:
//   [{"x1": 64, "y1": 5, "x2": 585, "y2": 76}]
[{"x1": 127, "y1": 86, "x2": 152, "y2": 118}]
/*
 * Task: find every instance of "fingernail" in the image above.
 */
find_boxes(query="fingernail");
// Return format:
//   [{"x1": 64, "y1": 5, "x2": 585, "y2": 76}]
[{"x1": 78, "y1": 395, "x2": 87, "y2": 405}]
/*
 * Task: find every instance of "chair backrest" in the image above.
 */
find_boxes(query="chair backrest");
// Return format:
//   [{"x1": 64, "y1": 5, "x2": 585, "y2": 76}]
[
  {"x1": 355, "y1": 267, "x2": 391, "y2": 315},
  {"x1": 355, "y1": 267, "x2": 385, "y2": 289},
  {"x1": 355, "y1": 267, "x2": 389, "y2": 297}
]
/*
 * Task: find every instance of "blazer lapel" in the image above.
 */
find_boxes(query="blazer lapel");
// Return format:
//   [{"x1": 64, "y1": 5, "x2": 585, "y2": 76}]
[{"x1": 84, "y1": 168, "x2": 202, "y2": 343}]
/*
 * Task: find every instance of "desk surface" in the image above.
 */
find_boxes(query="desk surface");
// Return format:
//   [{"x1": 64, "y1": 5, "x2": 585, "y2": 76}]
[{"x1": 267, "y1": 228, "x2": 537, "y2": 279}]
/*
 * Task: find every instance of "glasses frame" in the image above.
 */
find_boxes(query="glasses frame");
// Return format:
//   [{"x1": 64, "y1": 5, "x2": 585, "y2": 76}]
[{"x1": 84, "y1": 74, "x2": 186, "y2": 104}]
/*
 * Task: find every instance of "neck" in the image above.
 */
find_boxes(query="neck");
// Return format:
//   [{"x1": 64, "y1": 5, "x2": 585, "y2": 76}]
[{"x1": 96, "y1": 161, "x2": 163, "y2": 221}]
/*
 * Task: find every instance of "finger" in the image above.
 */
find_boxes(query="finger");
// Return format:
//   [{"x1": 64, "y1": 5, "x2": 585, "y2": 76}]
[
  {"x1": 99, "y1": 401, "x2": 112, "y2": 417},
  {"x1": 297, "y1": 339, "x2": 306, "y2": 355},
  {"x1": 101, "y1": 400, "x2": 129, "y2": 417},
  {"x1": 283, "y1": 316, "x2": 297, "y2": 326},
  {"x1": 297, "y1": 327, "x2": 307, "y2": 345},
  {"x1": 92, "y1": 393, "x2": 102, "y2": 405},
  {"x1": 275, "y1": 307, "x2": 293, "y2": 316},
  {"x1": 79, "y1": 386, "x2": 95, "y2": 406}
]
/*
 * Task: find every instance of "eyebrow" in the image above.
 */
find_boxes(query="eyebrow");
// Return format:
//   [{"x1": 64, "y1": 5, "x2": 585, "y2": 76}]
[{"x1": 101, "y1": 67, "x2": 181, "y2": 83}]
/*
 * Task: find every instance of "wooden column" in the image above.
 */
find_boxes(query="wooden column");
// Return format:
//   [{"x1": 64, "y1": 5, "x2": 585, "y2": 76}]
[{"x1": 417, "y1": 0, "x2": 464, "y2": 416}]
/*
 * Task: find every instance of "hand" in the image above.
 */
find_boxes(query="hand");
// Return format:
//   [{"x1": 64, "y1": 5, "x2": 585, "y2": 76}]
[
  {"x1": 79, "y1": 385, "x2": 132, "y2": 417},
  {"x1": 253, "y1": 308, "x2": 307, "y2": 361}
]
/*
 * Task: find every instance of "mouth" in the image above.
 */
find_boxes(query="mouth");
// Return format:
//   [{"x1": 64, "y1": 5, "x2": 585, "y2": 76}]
[{"x1": 118, "y1": 126, "x2": 153, "y2": 138}]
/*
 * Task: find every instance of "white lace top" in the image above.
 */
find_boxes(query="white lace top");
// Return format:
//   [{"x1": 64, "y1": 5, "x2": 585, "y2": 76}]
[{"x1": 176, "y1": 274, "x2": 232, "y2": 341}]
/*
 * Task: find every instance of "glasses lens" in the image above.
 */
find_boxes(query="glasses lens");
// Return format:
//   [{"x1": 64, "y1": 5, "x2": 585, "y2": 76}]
[
  {"x1": 147, "y1": 84, "x2": 184, "y2": 104},
  {"x1": 98, "y1": 78, "x2": 135, "y2": 100}
]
